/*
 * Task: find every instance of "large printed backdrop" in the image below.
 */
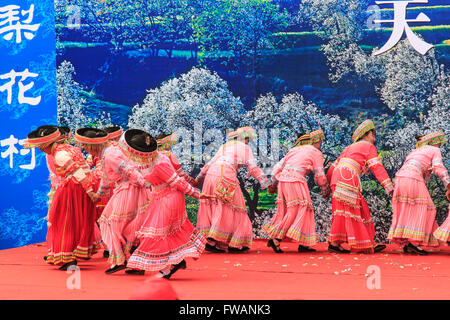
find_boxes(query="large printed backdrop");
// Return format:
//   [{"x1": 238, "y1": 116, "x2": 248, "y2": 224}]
[
  {"x1": 0, "y1": 0, "x2": 56, "y2": 250},
  {"x1": 1, "y1": 0, "x2": 449, "y2": 249}
]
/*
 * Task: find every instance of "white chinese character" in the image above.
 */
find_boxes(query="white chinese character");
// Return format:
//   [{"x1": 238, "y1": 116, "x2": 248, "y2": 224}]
[
  {"x1": 1, "y1": 134, "x2": 19, "y2": 168},
  {"x1": 0, "y1": 69, "x2": 41, "y2": 105},
  {"x1": 0, "y1": 4, "x2": 40, "y2": 43},
  {"x1": 373, "y1": 0, "x2": 433, "y2": 56},
  {"x1": 19, "y1": 139, "x2": 35, "y2": 170}
]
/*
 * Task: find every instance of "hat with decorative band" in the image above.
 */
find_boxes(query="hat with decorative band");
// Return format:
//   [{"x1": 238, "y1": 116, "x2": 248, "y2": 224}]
[
  {"x1": 156, "y1": 132, "x2": 178, "y2": 151},
  {"x1": 119, "y1": 129, "x2": 158, "y2": 164},
  {"x1": 23, "y1": 125, "x2": 61, "y2": 149},
  {"x1": 57, "y1": 126, "x2": 72, "y2": 143},
  {"x1": 309, "y1": 129, "x2": 325, "y2": 143},
  {"x1": 352, "y1": 119, "x2": 375, "y2": 142},
  {"x1": 74, "y1": 127, "x2": 109, "y2": 145},
  {"x1": 420, "y1": 131, "x2": 447, "y2": 147},
  {"x1": 294, "y1": 133, "x2": 311, "y2": 147},
  {"x1": 104, "y1": 126, "x2": 123, "y2": 141}
]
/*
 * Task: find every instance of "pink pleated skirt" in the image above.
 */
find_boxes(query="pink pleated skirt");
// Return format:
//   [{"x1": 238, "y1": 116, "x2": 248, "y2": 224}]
[
  {"x1": 127, "y1": 186, "x2": 206, "y2": 271},
  {"x1": 433, "y1": 206, "x2": 450, "y2": 243},
  {"x1": 388, "y1": 176, "x2": 439, "y2": 247},
  {"x1": 98, "y1": 183, "x2": 151, "y2": 265},
  {"x1": 262, "y1": 180, "x2": 317, "y2": 246},
  {"x1": 196, "y1": 173, "x2": 253, "y2": 249}
]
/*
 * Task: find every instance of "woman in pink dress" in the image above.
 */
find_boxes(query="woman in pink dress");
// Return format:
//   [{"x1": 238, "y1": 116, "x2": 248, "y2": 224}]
[
  {"x1": 194, "y1": 127, "x2": 269, "y2": 253},
  {"x1": 126, "y1": 151, "x2": 213, "y2": 278},
  {"x1": 96, "y1": 129, "x2": 153, "y2": 274},
  {"x1": 24, "y1": 125, "x2": 99, "y2": 271},
  {"x1": 388, "y1": 132, "x2": 450, "y2": 254},
  {"x1": 263, "y1": 130, "x2": 331, "y2": 253},
  {"x1": 326, "y1": 120, "x2": 394, "y2": 254},
  {"x1": 156, "y1": 132, "x2": 195, "y2": 184}
]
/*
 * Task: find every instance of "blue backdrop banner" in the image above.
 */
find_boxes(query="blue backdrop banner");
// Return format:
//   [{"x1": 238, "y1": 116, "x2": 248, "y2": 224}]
[{"x1": 0, "y1": 0, "x2": 56, "y2": 249}]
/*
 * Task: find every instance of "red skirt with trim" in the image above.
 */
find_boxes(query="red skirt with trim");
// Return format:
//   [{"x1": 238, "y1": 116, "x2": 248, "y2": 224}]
[
  {"x1": 46, "y1": 179, "x2": 99, "y2": 265},
  {"x1": 327, "y1": 186, "x2": 375, "y2": 252}
]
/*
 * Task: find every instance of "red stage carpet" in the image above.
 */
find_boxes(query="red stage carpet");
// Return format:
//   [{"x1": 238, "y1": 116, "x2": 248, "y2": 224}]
[{"x1": 0, "y1": 240, "x2": 449, "y2": 300}]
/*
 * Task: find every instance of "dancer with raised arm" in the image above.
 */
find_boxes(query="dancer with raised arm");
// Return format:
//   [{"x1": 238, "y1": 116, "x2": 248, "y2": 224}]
[
  {"x1": 263, "y1": 130, "x2": 330, "y2": 253},
  {"x1": 326, "y1": 120, "x2": 394, "y2": 254},
  {"x1": 388, "y1": 132, "x2": 450, "y2": 254},
  {"x1": 194, "y1": 127, "x2": 269, "y2": 253}
]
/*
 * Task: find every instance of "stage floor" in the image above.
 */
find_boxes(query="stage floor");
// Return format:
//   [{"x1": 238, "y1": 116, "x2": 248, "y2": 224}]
[{"x1": 0, "y1": 240, "x2": 449, "y2": 300}]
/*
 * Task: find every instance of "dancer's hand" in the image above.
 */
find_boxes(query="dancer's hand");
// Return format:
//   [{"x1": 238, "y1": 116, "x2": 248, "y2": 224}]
[
  {"x1": 268, "y1": 182, "x2": 278, "y2": 195},
  {"x1": 88, "y1": 191, "x2": 100, "y2": 203},
  {"x1": 199, "y1": 193, "x2": 216, "y2": 200},
  {"x1": 192, "y1": 177, "x2": 204, "y2": 188},
  {"x1": 446, "y1": 188, "x2": 450, "y2": 201}
]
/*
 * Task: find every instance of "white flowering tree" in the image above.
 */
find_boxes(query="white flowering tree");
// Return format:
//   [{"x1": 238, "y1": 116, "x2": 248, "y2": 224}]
[
  {"x1": 57, "y1": 61, "x2": 113, "y2": 131},
  {"x1": 57, "y1": 61, "x2": 90, "y2": 131},
  {"x1": 128, "y1": 67, "x2": 246, "y2": 172}
]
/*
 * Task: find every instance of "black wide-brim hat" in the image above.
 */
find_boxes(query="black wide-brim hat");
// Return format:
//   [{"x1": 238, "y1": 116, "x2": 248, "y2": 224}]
[
  {"x1": 103, "y1": 126, "x2": 122, "y2": 141},
  {"x1": 23, "y1": 125, "x2": 61, "y2": 149},
  {"x1": 124, "y1": 129, "x2": 157, "y2": 153},
  {"x1": 119, "y1": 129, "x2": 158, "y2": 164},
  {"x1": 74, "y1": 127, "x2": 109, "y2": 146}
]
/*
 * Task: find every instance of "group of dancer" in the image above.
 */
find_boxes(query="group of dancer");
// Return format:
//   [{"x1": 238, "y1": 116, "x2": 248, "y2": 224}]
[{"x1": 23, "y1": 119, "x2": 450, "y2": 279}]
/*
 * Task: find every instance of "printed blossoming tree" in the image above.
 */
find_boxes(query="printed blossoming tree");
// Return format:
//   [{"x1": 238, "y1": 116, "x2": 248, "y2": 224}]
[
  {"x1": 128, "y1": 67, "x2": 246, "y2": 172},
  {"x1": 57, "y1": 61, "x2": 112, "y2": 131}
]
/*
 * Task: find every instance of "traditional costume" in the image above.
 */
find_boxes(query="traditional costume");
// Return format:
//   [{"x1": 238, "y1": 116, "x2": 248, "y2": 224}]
[
  {"x1": 45, "y1": 126, "x2": 71, "y2": 214},
  {"x1": 24, "y1": 126, "x2": 98, "y2": 270},
  {"x1": 96, "y1": 129, "x2": 152, "y2": 273},
  {"x1": 126, "y1": 151, "x2": 207, "y2": 278},
  {"x1": 196, "y1": 127, "x2": 269, "y2": 252},
  {"x1": 263, "y1": 130, "x2": 330, "y2": 252},
  {"x1": 74, "y1": 128, "x2": 113, "y2": 253},
  {"x1": 434, "y1": 205, "x2": 450, "y2": 244},
  {"x1": 388, "y1": 132, "x2": 450, "y2": 253},
  {"x1": 326, "y1": 120, "x2": 393, "y2": 253},
  {"x1": 157, "y1": 132, "x2": 195, "y2": 184}
]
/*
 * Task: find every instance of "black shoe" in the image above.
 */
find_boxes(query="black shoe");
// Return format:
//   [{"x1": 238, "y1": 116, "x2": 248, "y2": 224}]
[
  {"x1": 162, "y1": 260, "x2": 187, "y2": 279},
  {"x1": 43, "y1": 256, "x2": 48, "y2": 261},
  {"x1": 228, "y1": 246, "x2": 250, "y2": 253},
  {"x1": 125, "y1": 269, "x2": 145, "y2": 275},
  {"x1": 205, "y1": 243, "x2": 226, "y2": 253},
  {"x1": 298, "y1": 245, "x2": 316, "y2": 253},
  {"x1": 59, "y1": 260, "x2": 77, "y2": 271},
  {"x1": 103, "y1": 250, "x2": 110, "y2": 258},
  {"x1": 374, "y1": 244, "x2": 386, "y2": 253},
  {"x1": 407, "y1": 243, "x2": 429, "y2": 255},
  {"x1": 129, "y1": 246, "x2": 138, "y2": 255},
  {"x1": 105, "y1": 263, "x2": 127, "y2": 274},
  {"x1": 328, "y1": 244, "x2": 350, "y2": 254},
  {"x1": 266, "y1": 239, "x2": 283, "y2": 253}
]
